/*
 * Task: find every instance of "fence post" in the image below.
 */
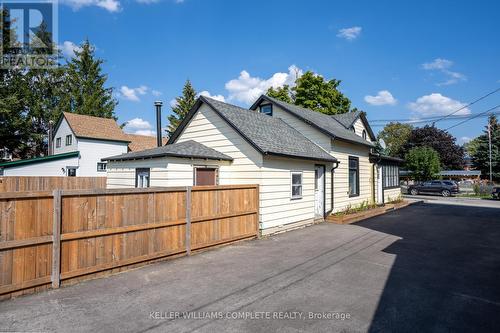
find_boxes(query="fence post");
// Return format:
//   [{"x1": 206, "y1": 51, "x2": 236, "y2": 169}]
[
  {"x1": 185, "y1": 186, "x2": 192, "y2": 255},
  {"x1": 51, "y1": 189, "x2": 62, "y2": 288}
]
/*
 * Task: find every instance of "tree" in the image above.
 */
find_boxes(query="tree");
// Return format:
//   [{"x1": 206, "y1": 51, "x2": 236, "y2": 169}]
[
  {"x1": 470, "y1": 115, "x2": 500, "y2": 181},
  {"x1": 265, "y1": 70, "x2": 353, "y2": 114},
  {"x1": 65, "y1": 40, "x2": 117, "y2": 118},
  {"x1": 168, "y1": 80, "x2": 197, "y2": 136},
  {"x1": 293, "y1": 71, "x2": 351, "y2": 114},
  {"x1": 0, "y1": 12, "x2": 64, "y2": 158},
  {"x1": 267, "y1": 85, "x2": 293, "y2": 104},
  {"x1": 401, "y1": 125, "x2": 465, "y2": 169},
  {"x1": 377, "y1": 122, "x2": 413, "y2": 157},
  {"x1": 464, "y1": 137, "x2": 481, "y2": 157},
  {"x1": 405, "y1": 147, "x2": 441, "y2": 181}
]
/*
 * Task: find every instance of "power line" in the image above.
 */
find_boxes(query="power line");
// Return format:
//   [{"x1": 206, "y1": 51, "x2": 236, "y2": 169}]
[
  {"x1": 371, "y1": 112, "x2": 500, "y2": 124},
  {"x1": 369, "y1": 87, "x2": 500, "y2": 126},
  {"x1": 444, "y1": 104, "x2": 500, "y2": 131},
  {"x1": 431, "y1": 87, "x2": 500, "y2": 125},
  {"x1": 370, "y1": 111, "x2": 500, "y2": 127}
]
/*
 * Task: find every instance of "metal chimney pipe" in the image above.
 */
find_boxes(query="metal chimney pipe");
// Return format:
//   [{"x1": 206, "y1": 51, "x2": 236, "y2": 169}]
[
  {"x1": 48, "y1": 120, "x2": 54, "y2": 156},
  {"x1": 154, "y1": 101, "x2": 163, "y2": 147}
]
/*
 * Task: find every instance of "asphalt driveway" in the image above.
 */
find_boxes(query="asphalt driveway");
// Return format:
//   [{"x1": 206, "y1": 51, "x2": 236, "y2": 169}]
[{"x1": 1, "y1": 202, "x2": 499, "y2": 332}]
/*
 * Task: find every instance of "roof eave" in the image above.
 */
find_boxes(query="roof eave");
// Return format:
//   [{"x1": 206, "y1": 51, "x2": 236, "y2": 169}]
[
  {"x1": 104, "y1": 152, "x2": 232, "y2": 162},
  {"x1": 264, "y1": 151, "x2": 338, "y2": 163},
  {"x1": 0, "y1": 151, "x2": 80, "y2": 168}
]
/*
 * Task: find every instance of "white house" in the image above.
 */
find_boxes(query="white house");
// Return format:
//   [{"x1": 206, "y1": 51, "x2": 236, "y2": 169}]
[
  {"x1": 104, "y1": 95, "x2": 402, "y2": 235},
  {"x1": 0, "y1": 112, "x2": 165, "y2": 177}
]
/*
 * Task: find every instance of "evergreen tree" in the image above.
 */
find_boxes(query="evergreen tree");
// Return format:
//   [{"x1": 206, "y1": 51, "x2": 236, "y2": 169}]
[
  {"x1": 65, "y1": 40, "x2": 117, "y2": 118},
  {"x1": 23, "y1": 20, "x2": 67, "y2": 157},
  {"x1": 470, "y1": 115, "x2": 500, "y2": 181},
  {"x1": 168, "y1": 80, "x2": 196, "y2": 136}
]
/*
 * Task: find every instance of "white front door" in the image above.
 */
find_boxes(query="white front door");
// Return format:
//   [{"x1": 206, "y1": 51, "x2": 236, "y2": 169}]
[
  {"x1": 314, "y1": 165, "x2": 325, "y2": 218},
  {"x1": 376, "y1": 165, "x2": 384, "y2": 204}
]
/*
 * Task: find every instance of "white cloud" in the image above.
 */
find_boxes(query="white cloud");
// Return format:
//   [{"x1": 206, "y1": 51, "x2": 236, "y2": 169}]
[
  {"x1": 199, "y1": 91, "x2": 226, "y2": 102},
  {"x1": 119, "y1": 85, "x2": 148, "y2": 102},
  {"x1": 408, "y1": 93, "x2": 470, "y2": 117},
  {"x1": 152, "y1": 90, "x2": 162, "y2": 97},
  {"x1": 60, "y1": 0, "x2": 121, "y2": 12},
  {"x1": 336, "y1": 26, "x2": 362, "y2": 41},
  {"x1": 459, "y1": 136, "x2": 472, "y2": 145},
  {"x1": 169, "y1": 98, "x2": 178, "y2": 108},
  {"x1": 123, "y1": 118, "x2": 155, "y2": 136},
  {"x1": 133, "y1": 130, "x2": 156, "y2": 136},
  {"x1": 422, "y1": 58, "x2": 466, "y2": 86},
  {"x1": 59, "y1": 41, "x2": 82, "y2": 58},
  {"x1": 364, "y1": 90, "x2": 397, "y2": 106},
  {"x1": 422, "y1": 58, "x2": 453, "y2": 70},
  {"x1": 437, "y1": 70, "x2": 467, "y2": 86},
  {"x1": 225, "y1": 65, "x2": 302, "y2": 105}
]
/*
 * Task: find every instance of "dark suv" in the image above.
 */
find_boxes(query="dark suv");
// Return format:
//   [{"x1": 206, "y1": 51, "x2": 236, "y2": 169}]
[
  {"x1": 407, "y1": 180, "x2": 459, "y2": 197},
  {"x1": 493, "y1": 187, "x2": 500, "y2": 200}
]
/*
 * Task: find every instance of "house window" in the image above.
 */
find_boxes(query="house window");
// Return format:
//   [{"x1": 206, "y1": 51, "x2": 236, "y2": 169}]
[
  {"x1": 66, "y1": 167, "x2": 77, "y2": 177},
  {"x1": 65, "y1": 135, "x2": 72, "y2": 146},
  {"x1": 348, "y1": 156, "x2": 359, "y2": 197},
  {"x1": 291, "y1": 171, "x2": 303, "y2": 199},
  {"x1": 382, "y1": 164, "x2": 399, "y2": 188},
  {"x1": 259, "y1": 104, "x2": 273, "y2": 116},
  {"x1": 194, "y1": 167, "x2": 218, "y2": 186},
  {"x1": 56, "y1": 137, "x2": 61, "y2": 148},
  {"x1": 362, "y1": 130, "x2": 367, "y2": 140},
  {"x1": 97, "y1": 162, "x2": 107, "y2": 172},
  {"x1": 136, "y1": 168, "x2": 150, "y2": 188}
]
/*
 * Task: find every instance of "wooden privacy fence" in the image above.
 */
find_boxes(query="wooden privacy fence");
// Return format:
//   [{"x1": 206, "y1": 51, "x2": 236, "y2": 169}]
[
  {"x1": 0, "y1": 176, "x2": 107, "y2": 192},
  {"x1": 0, "y1": 185, "x2": 259, "y2": 298}
]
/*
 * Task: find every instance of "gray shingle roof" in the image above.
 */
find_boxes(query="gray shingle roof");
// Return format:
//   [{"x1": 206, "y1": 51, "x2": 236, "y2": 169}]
[
  {"x1": 102, "y1": 140, "x2": 233, "y2": 162},
  {"x1": 253, "y1": 96, "x2": 374, "y2": 147},
  {"x1": 200, "y1": 97, "x2": 338, "y2": 162},
  {"x1": 331, "y1": 111, "x2": 361, "y2": 128}
]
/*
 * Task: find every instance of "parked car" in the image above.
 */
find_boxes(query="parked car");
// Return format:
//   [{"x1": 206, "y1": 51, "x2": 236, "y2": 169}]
[
  {"x1": 407, "y1": 180, "x2": 459, "y2": 197},
  {"x1": 492, "y1": 187, "x2": 500, "y2": 200}
]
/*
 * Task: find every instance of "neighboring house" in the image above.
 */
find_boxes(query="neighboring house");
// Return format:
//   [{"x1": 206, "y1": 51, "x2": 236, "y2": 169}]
[
  {"x1": 0, "y1": 113, "x2": 165, "y2": 177},
  {"x1": 105, "y1": 95, "x2": 402, "y2": 235},
  {"x1": 126, "y1": 134, "x2": 168, "y2": 152}
]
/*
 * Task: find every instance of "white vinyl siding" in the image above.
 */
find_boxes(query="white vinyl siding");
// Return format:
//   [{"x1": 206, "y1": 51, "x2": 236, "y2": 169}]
[
  {"x1": 53, "y1": 118, "x2": 78, "y2": 154},
  {"x1": 260, "y1": 157, "x2": 333, "y2": 230},
  {"x1": 384, "y1": 187, "x2": 402, "y2": 203},
  {"x1": 175, "y1": 103, "x2": 263, "y2": 184},
  {"x1": 106, "y1": 157, "x2": 230, "y2": 188},
  {"x1": 2, "y1": 156, "x2": 79, "y2": 176},
  {"x1": 331, "y1": 140, "x2": 373, "y2": 212},
  {"x1": 78, "y1": 138, "x2": 128, "y2": 177},
  {"x1": 352, "y1": 118, "x2": 373, "y2": 143}
]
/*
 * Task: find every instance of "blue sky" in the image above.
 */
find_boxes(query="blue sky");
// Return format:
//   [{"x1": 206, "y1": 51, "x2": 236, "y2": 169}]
[{"x1": 57, "y1": 0, "x2": 500, "y2": 143}]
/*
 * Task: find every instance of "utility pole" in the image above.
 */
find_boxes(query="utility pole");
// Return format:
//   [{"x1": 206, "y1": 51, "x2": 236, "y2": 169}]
[{"x1": 487, "y1": 118, "x2": 493, "y2": 183}]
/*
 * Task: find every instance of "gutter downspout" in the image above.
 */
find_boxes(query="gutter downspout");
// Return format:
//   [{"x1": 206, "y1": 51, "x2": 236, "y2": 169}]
[
  {"x1": 372, "y1": 153, "x2": 382, "y2": 205},
  {"x1": 330, "y1": 161, "x2": 340, "y2": 213}
]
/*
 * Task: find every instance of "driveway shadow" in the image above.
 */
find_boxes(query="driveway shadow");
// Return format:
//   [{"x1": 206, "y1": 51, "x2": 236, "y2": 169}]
[{"x1": 355, "y1": 202, "x2": 500, "y2": 332}]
